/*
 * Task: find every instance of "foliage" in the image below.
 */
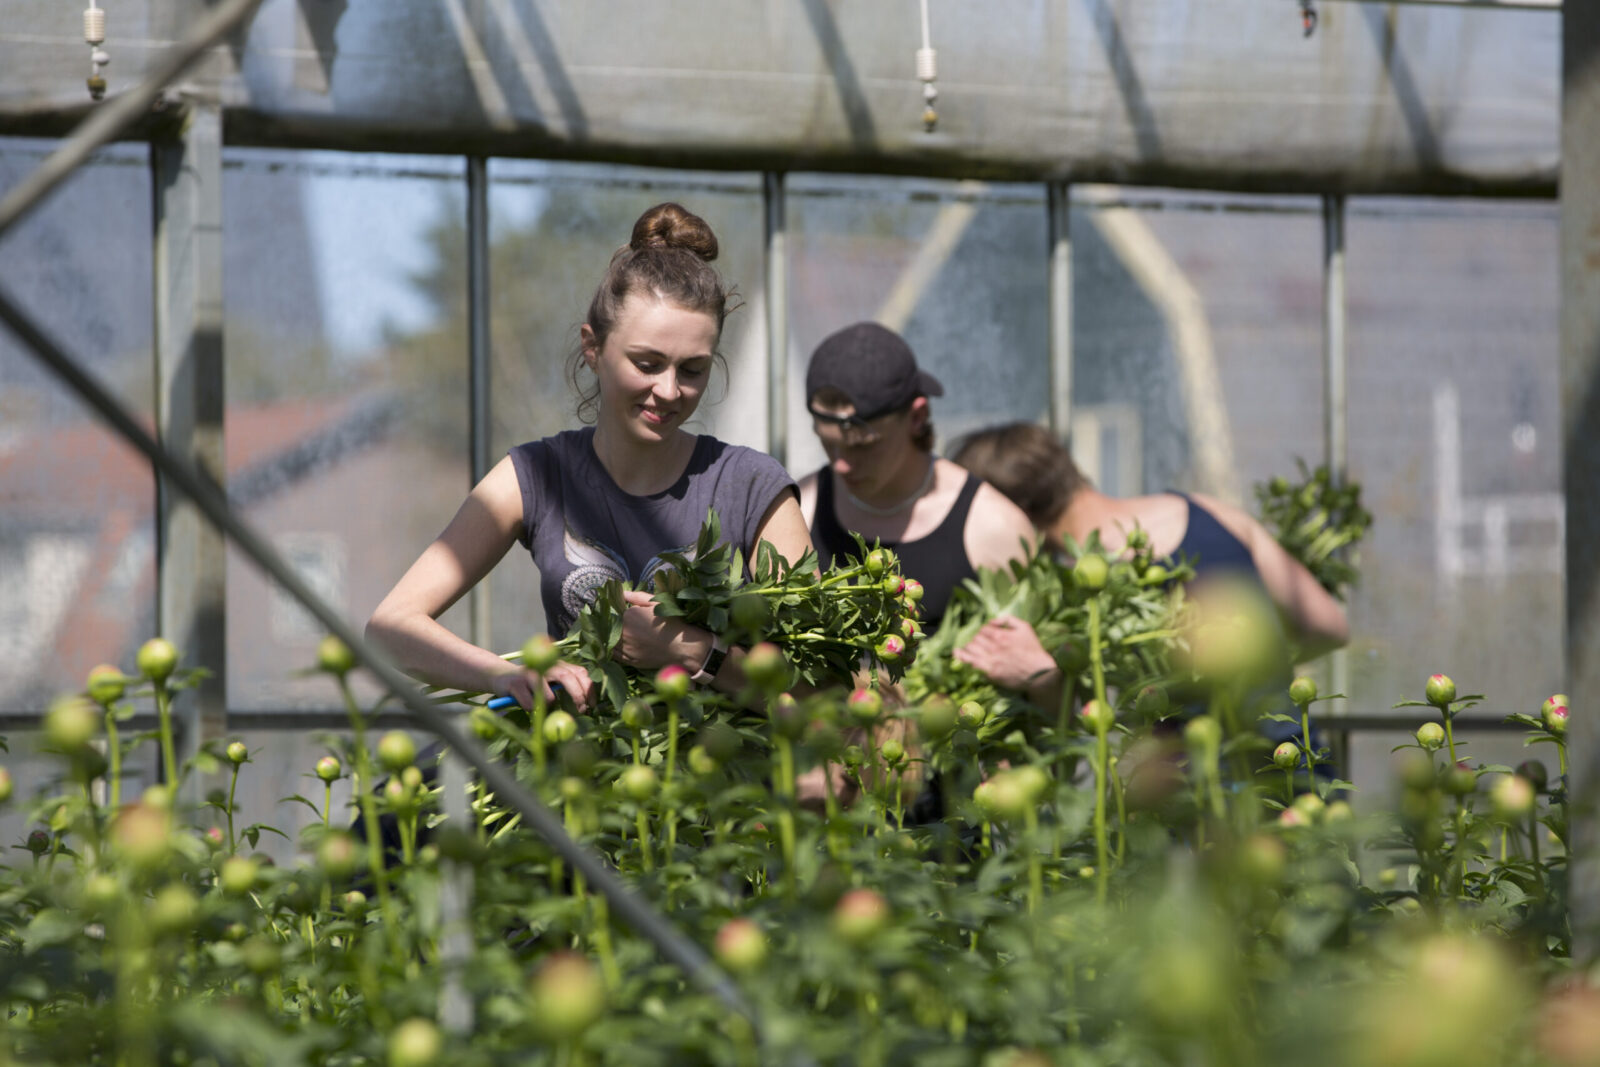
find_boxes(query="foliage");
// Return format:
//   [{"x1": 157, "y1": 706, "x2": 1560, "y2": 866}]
[
  {"x1": 1254, "y1": 459, "x2": 1372, "y2": 598},
  {"x1": 0, "y1": 516, "x2": 1582, "y2": 1067}
]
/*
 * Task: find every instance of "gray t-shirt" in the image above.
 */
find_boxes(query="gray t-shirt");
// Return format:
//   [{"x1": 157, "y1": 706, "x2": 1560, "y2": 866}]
[{"x1": 510, "y1": 427, "x2": 797, "y2": 636}]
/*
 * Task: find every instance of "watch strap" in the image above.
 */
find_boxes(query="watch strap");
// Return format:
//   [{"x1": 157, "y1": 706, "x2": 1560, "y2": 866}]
[{"x1": 690, "y1": 636, "x2": 728, "y2": 684}]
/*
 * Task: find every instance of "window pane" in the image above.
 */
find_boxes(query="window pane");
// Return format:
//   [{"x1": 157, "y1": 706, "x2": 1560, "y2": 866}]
[
  {"x1": 1346, "y1": 197, "x2": 1562, "y2": 714},
  {"x1": 784, "y1": 175, "x2": 1050, "y2": 477},
  {"x1": 223, "y1": 149, "x2": 469, "y2": 709},
  {"x1": 0, "y1": 139, "x2": 155, "y2": 712},
  {"x1": 484, "y1": 161, "x2": 764, "y2": 650},
  {"x1": 1073, "y1": 188, "x2": 1325, "y2": 499}
]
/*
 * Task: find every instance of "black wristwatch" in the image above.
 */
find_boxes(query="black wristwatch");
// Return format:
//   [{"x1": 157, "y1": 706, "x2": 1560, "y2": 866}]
[{"x1": 690, "y1": 636, "x2": 728, "y2": 685}]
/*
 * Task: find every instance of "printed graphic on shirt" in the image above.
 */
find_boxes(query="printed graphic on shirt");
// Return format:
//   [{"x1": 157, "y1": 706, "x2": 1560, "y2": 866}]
[{"x1": 558, "y1": 526, "x2": 695, "y2": 625}]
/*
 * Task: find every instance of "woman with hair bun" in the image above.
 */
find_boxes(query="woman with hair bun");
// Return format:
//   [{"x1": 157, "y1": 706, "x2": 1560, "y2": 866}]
[{"x1": 368, "y1": 203, "x2": 812, "y2": 712}]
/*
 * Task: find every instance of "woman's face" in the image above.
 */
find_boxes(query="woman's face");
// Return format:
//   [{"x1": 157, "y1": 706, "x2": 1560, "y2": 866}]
[{"x1": 583, "y1": 295, "x2": 718, "y2": 445}]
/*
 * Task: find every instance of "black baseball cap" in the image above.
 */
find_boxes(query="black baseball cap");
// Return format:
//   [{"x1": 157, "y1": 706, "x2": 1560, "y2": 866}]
[{"x1": 805, "y1": 322, "x2": 945, "y2": 422}]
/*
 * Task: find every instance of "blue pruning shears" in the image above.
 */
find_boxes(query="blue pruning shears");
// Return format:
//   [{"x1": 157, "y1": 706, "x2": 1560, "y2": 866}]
[{"x1": 485, "y1": 681, "x2": 563, "y2": 712}]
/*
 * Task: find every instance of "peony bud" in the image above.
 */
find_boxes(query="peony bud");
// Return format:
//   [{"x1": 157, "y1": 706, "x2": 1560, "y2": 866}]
[
  {"x1": 1424, "y1": 674, "x2": 1456, "y2": 708},
  {"x1": 874, "y1": 635, "x2": 906, "y2": 664},
  {"x1": 316, "y1": 635, "x2": 356, "y2": 677},
  {"x1": 376, "y1": 731, "x2": 416, "y2": 773},
  {"x1": 136, "y1": 637, "x2": 179, "y2": 683},
  {"x1": 714, "y1": 918, "x2": 769, "y2": 973},
  {"x1": 316, "y1": 755, "x2": 342, "y2": 782},
  {"x1": 742, "y1": 642, "x2": 787, "y2": 691},
  {"x1": 654, "y1": 664, "x2": 691, "y2": 702},
  {"x1": 1288, "y1": 676, "x2": 1318, "y2": 706},
  {"x1": 1272, "y1": 741, "x2": 1301, "y2": 770},
  {"x1": 1079, "y1": 698, "x2": 1115, "y2": 732},
  {"x1": 521, "y1": 634, "x2": 560, "y2": 675},
  {"x1": 832, "y1": 888, "x2": 889, "y2": 945},
  {"x1": 85, "y1": 663, "x2": 127, "y2": 706},
  {"x1": 226, "y1": 741, "x2": 249, "y2": 765},
  {"x1": 616, "y1": 764, "x2": 658, "y2": 802},
  {"x1": 846, "y1": 687, "x2": 884, "y2": 726},
  {"x1": 1490, "y1": 774, "x2": 1536, "y2": 821},
  {"x1": 1073, "y1": 554, "x2": 1109, "y2": 591},
  {"x1": 387, "y1": 1018, "x2": 443, "y2": 1067},
  {"x1": 542, "y1": 711, "x2": 578, "y2": 744},
  {"x1": 528, "y1": 954, "x2": 606, "y2": 1041},
  {"x1": 1544, "y1": 700, "x2": 1569, "y2": 736},
  {"x1": 918, "y1": 696, "x2": 958, "y2": 739},
  {"x1": 1415, "y1": 722, "x2": 1445, "y2": 751}
]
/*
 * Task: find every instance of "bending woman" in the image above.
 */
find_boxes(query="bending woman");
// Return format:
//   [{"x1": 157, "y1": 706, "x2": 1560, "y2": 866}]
[
  {"x1": 949, "y1": 421, "x2": 1348, "y2": 702},
  {"x1": 367, "y1": 203, "x2": 812, "y2": 712}
]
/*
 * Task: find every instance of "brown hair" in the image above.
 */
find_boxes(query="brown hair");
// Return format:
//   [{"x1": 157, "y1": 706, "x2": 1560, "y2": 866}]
[
  {"x1": 570, "y1": 203, "x2": 737, "y2": 422},
  {"x1": 949, "y1": 421, "x2": 1090, "y2": 527}
]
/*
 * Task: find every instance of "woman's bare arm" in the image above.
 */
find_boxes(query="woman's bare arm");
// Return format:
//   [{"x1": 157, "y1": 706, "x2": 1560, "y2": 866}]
[{"x1": 365, "y1": 455, "x2": 594, "y2": 708}]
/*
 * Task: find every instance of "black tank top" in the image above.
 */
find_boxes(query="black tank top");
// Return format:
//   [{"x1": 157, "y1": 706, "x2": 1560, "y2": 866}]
[{"x1": 810, "y1": 467, "x2": 982, "y2": 634}]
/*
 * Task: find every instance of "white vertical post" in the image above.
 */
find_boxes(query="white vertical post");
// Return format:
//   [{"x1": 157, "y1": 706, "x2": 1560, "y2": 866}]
[
  {"x1": 1048, "y1": 182, "x2": 1073, "y2": 441},
  {"x1": 1321, "y1": 194, "x2": 1349, "y2": 723},
  {"x1": 764, "y1": 172, "x2": 788, "y2": 467},
  {"x1": 1561, "y1": 0, "x2": 1600, "y2": 957},
  {"x1": 152, "y1": 98, "x2": 226, "y2": 790}
]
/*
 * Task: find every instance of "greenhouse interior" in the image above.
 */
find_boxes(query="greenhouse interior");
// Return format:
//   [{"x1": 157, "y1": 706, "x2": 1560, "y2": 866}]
[{"x1": 2, "y1": 0, "x2": 1598, "y2": 1063}]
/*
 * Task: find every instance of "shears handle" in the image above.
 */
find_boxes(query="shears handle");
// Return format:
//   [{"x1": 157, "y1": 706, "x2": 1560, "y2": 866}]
[{"x1": 486, "y1": 681, "x2": 563, "y2": 712}]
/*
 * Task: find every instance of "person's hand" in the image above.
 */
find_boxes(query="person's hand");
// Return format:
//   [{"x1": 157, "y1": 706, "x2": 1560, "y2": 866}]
[
  {"x1": 492, "y1": 659, "x2": 595, "y2": 713},
  {"x1": 616, "y1": 589, "x2": 710, "y2": 672},
  {"x1": 954, "y1": 615, "x2": 1060, "y2": 693}
]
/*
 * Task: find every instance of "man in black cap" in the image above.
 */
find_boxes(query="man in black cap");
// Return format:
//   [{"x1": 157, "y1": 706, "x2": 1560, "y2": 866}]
[{"x1": 797, "y1": 321, "x2": 1035, "y2": 636}]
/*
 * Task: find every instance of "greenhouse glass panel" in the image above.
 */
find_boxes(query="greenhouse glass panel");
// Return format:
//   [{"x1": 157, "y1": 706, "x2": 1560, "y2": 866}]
[
  {"x1": 1345, "y1": 197, "x2": 1562, "y2": 718},
  {"x1": 222, "y1": 149, "x2": 470, "y2": 710},
  {"x1": 483, "y1": 161, "x2": 763, "y2": 652},
  {"x1": 1071, "y1": 188, "x2": 1325, "y2": 504},
  {"x1": 0, "y1": 138, "x2": 155, "y2": 713},
  {"x1": 784, "y1": 175, "x2": 1050, "y2": 479}
]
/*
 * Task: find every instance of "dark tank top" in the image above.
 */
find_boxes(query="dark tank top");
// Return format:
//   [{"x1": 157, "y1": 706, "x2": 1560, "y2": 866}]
[
  {"x1": 1170, "y1": 492, "x2": 1256, "y2": 578},
  {"x1": 811, "y1": 467, "x2": 982, "y2": 634},
  {"x1": 1167, "y1": 492, "x2": 1301, "y2": 738}
]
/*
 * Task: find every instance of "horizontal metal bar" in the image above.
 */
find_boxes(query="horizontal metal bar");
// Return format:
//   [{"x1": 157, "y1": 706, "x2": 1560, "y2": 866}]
[
  {"x1": 1319, "y1": 713, "x2": 1529, "y2": 732},
  {"x1": 0, "y1": 710, "x2": 1532, "y2": 734},
  {"x1": 1315, "y1": 0, "x2": 1556, "y2": 8}
]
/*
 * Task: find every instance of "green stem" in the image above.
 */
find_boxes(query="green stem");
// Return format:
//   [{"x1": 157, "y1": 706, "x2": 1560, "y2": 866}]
[
  {"x1": 105, "y1": 709, "x2": 122, "y2": 810},
  {"x1": 322, "y1": 782, "x2": 332, "y2": 828},
  {"x1": 530, "y1": 686, "x2": 548, "y2": 776},
  {"x1": 1024, "y1": 806, "x2": 1043, "y2": 915},
  {"x1": 1111, "y1": 755, "x2": 1126, "y2": 867},
  {"x1": 1094, "y1": 725, "x2": 1110, "y2": 906},
  {"x1": 337, "y1": 677, "x2": 401, "y2": 967},
  {"x1": 1087, "y1": 598, "x2": 1108, "y2": 711},
  {"x1": 635, "y1": 808, "x2": 654, "y2": 872},
  {"x1": 1443, "y1": 712, "x2": 1458, "y2": 768},
  {"x1": 227, "y1": 765, "x2": 240, "y2": 854},
  {"x1": 775, "y1": 735, "x2": 797, "y2": 893},
  {"x1": 591, "y1": 895, "x2": 622, "y2": 991},
  {"x1": 154, "y1": 680, "x2": 178, "y2": 789},
  {"x1": 1299, "y1": 703, "x2": 1317, "y2": 788},
  {"x1": 1088, "y1": 596, "x2": 1111, "y2": 904}
]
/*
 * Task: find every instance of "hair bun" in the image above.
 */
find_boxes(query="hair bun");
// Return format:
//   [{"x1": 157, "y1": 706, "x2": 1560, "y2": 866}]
[{"x1": 630, "y1": 202, "x2": 718, "y2": 262}]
